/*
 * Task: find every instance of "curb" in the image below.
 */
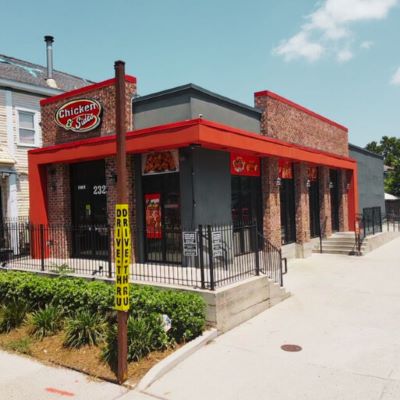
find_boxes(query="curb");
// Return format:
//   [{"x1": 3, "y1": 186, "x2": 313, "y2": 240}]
[{"x1": 132, "y1": 328, "x2": 218, "y2": 392}]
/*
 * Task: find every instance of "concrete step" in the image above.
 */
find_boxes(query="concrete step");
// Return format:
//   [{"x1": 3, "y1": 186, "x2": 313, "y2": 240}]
[
  {"x1": 312, "y1": 249, "x2": 362, "y2": 255},
  {"x1": 321, "y1": 239, "x2": 358, "y2": 245}
]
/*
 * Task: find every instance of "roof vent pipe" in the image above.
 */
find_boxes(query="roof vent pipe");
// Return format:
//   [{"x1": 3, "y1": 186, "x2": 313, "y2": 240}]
[{"x1": 44, "y1": 36, "x2": 54, "y2": 79}]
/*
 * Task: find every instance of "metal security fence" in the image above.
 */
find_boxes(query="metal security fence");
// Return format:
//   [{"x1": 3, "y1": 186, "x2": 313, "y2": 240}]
[
  {"x1": 0, "y1": 220, "x2": 286, "y2": 290},
  {"x1": 386, "y1": 213, "x2": 400, "y2": 232},
  {"x1": 362, "y1": 207, "x2": 382, "y2": 237}
]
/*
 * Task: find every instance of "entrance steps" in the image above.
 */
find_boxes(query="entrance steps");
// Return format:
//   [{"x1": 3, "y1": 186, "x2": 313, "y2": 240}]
[{"x1": 313, "y1": 232, "x2": 366, "y2": 255}]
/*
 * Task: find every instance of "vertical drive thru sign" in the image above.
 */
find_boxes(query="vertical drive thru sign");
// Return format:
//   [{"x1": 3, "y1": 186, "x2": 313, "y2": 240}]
[{"x1": 115, "y1": 204, "x2": 131, "y2": 311}]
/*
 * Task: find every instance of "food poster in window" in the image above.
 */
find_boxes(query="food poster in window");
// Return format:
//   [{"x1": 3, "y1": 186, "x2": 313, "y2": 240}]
[
  {"x1": 279, "y1": 160, "x2": 293, "y2": 179},
  {"x1": 142, "y1": 150, "x2": 179, "y2": 175},
  {"x1": 145, "y1": 194, "x2": 162, "y2": 239},
  {"x1": 230, "y1": 153, "x2": 260, "y2": 176},
  {"x1": 307, "y1": 166, "x2": 318, "y2": 181}
]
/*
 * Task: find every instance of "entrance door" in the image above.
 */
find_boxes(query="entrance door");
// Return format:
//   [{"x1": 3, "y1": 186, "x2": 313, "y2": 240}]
[
  {"x1": 231, "y1": 176, "x2": 262, "y2": 254},
  {"x1": 330, "y1": 169, "x2": 340, "y2": 232},
  {"x1": 70, "y1": 160, "x2": 108, "y2": 259},
  {"x1": 309, "y1": 177, "x2": 320, "y2": 238},
  {"x1": 143, "y1": 173, "x2": 181, "y2": 263},
  {"x1": 280, "y1": 178, "x2": 296, "y2": 245}
]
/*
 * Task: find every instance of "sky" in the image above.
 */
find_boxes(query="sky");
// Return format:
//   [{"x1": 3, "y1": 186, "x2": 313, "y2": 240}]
[{"x1": 1, "y1": 0, "x2": 399, "y2": 147}]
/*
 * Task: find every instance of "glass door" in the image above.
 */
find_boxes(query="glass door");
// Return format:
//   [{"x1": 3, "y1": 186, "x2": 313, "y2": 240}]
[
  {"x1": 330, "y1": 169, "x2": 340, "y2": 232},
  {"x1": 231, "y1": 176, "x2": 261, "y2": 255},
  {"x1": 309, "y1": 176, "x2": 320, "y2": 238},
  {"x1": 280, "y1": 178, "x2": 296, "y2": 245},
  {"x1": 70, "y1": 160, "x2": 108, "y2": 259}
]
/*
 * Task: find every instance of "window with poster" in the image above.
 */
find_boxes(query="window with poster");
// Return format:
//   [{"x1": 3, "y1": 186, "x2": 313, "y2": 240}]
[{"x1": 141, "y1": 150, "x2": 181, "y2": 263}]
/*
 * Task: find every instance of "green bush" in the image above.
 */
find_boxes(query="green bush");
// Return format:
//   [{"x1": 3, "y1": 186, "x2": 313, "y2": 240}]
[
  {"x1": 103, "y1": 314, "x2": 171, "y2": 368},
  {"x1": 28, "y1": 305, "x2": 63, "y2": 339},
  {"x1": 0, "y1": 271, "x2": 206, "y2": 344},
  {"x1": 64, "y1": 310, "x2": 107, "y2": 348},
  {"x1": 0, "y1": 300, "x2": 28, "y2": 333}
]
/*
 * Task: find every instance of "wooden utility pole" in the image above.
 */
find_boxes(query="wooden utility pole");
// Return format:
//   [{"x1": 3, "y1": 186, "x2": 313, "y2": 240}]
[{"x1": 115, "y1": 60, "x2": 128, "y2": 384}]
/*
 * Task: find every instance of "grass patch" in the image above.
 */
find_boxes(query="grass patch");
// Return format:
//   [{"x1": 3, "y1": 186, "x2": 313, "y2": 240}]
[{"x1": 5, "y1": 337, "x2": 32, "y2": 355}]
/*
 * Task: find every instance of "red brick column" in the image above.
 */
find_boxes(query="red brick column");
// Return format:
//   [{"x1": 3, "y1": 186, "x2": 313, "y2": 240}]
[
  {"x1": 46, "y1": 164, "x2": 72, "y2": 258},
  {"x1": 294, "y1": 163, "x2": 311, "y2": 256},
  {"x1": 338, "y1": 169, "x2": 349, "y2": 232},
  {"x1": 319, "y1": 166, "x2": 332, "y2": 238},
  {"x1": 261, "y1": 158, "x2": 281, "y2": 248}
]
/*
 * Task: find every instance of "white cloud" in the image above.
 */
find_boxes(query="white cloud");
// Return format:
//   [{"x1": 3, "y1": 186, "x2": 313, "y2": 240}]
[
  {"x1": 274, "y1": 32, "x2": 325, "y2": 62},
  {"x1": 360, "y1": 40, "x2": 374, "y2": 49},
  {"x1": 273, "y1": 0, "x2": 398, "y2": 62},
  {"x1": 337, "y1": 49, "x2": 353, "y2": 62},
  {"x1": 391, "y1": 67, "x2": 400, "y2": 85}
]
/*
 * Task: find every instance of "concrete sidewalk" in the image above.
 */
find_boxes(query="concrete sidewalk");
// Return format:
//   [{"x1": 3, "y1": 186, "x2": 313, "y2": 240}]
[
  {"x1": 127, "y1": 237, "x2": 400, "y2": 400},
  {"x1": 0, "y1": 350, "x2": 128, "y2": 400}
]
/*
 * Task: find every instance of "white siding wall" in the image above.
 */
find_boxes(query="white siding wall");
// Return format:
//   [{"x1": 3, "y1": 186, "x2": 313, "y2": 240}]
[{"x1": 0, "y1": 89, "x2": 44, "y2": 219}]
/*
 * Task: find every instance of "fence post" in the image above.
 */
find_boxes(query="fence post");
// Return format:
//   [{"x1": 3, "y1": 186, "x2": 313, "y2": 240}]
[
  {"x1": 253, "y1": 224, "x2": 260, "y2": 276},
  {"x1": 39, "y1": 224, "x2": 45, "y2": 272},
  {"x1": 207, "y1": 225, "x2": 215, "y2": 291},
  {"x1": 198, "y1": 225, "x2": 206, "y2": 289},
  {"x1": 107, "y1": 225, "x2": 112, "y2": 278},
  {"x1": 279, "y1": 249, "x2": 283, "y2": 287}
]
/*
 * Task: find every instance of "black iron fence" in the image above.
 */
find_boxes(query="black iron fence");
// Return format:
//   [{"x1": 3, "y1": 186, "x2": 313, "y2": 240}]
[
  {"x1": 0, "y1": 220, "x2": 286, "y2": 290},
  {"x1": 386, "y1": 213, "x2": 400, "y2": 232},
  {"x1": 355, "y1": 207, "x2": 384, "y2": 254}
]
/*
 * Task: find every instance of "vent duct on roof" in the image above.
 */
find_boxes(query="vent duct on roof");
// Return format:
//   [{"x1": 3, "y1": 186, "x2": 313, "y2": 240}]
[{"x1": 44, "y1": 35, "x2": 57, "y2": 88}]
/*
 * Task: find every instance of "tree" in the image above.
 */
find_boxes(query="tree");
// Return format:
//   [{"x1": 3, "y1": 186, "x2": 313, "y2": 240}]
[{"x1": 365, "y1": 136, "x2": 400, "y2": 196}]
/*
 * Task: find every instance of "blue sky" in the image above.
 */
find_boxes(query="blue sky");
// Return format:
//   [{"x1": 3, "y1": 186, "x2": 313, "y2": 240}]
[{"x1": 1, "y1": 0, "x2": 399, "y2": 146}]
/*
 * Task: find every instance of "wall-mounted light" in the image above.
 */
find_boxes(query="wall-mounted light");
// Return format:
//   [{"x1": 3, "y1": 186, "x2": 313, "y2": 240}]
[
  {"x1": 329, "y1": 181, "x2": 334, "y2": 189},
  {"x1": 306, "y1": 179, "x2": 311, "y2": 188},
  {"x1": 275, "y1": 177, "x2": 282, "y2": 187}
]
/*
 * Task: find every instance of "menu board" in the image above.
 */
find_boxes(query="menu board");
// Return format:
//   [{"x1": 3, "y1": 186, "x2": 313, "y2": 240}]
[
  {"x1": 230, "y1": 153, "x2": 260, "y2": 177},
  {"x1": 307, "y1": 166, "x2": 318, "y2": 181},
  {"x1": 145, "y1": 193, "x2": 162, "y2": 239},
  {"x1": 279, "y1": 160, "x2": 293, "y2": 179},
  {"x1": 142, "y1": 150, "x2": 179, "y2": 175}
]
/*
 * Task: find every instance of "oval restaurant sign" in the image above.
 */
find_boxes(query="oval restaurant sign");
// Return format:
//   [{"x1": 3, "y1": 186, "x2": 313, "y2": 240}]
[{"x1": 55, "y1": 98, "x2": 102, "y2": 133}]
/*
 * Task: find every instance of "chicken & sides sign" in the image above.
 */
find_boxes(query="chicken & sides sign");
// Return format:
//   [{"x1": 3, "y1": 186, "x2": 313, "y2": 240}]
[{"x1": 55, "y1": 99, "x2": 102, "y2": 133}]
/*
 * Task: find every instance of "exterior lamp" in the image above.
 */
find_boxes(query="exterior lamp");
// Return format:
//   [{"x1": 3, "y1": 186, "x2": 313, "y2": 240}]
[
  {"x1": 275, "y1": 177, "x2": 282, "y2": 187},
  {"x1": 306, "y1": 179, "x2": 311, "y2": 188},
  {"x1": 329, "y1": 181, "x2": 334, "y2": 189}
]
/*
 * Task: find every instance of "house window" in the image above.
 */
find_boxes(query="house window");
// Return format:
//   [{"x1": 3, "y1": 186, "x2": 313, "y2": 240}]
[{"x1": 18, "y1": 110, "x2": 36, "y2": 145}]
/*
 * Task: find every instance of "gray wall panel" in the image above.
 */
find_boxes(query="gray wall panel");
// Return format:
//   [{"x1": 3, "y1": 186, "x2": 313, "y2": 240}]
[{"x1": 349, "y1": 145, "x2": 385, "y2": 215}]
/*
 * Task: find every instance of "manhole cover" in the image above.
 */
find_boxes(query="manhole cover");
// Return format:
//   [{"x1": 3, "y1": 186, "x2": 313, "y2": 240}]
[{"x1": 281, "y1": 344, "x2": 302, "y2": 352}]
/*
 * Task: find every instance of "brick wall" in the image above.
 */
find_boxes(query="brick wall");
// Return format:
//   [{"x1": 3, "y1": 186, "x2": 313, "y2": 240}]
[
  {"x1": 261, "y1": 158, "x2": 281, "y2": 248},
  {"x1": 255, "y1": 93, "x2": 349, "y2": 157},
  {"x1": 41, "y1": 80, "x2": 136, "y2": 146},
  {"x1": 46, "y1": 163, "x2": 72, "y2": 258},
  {"x1": 294, "y1": 163, "x2": 310, "y2": 244}
]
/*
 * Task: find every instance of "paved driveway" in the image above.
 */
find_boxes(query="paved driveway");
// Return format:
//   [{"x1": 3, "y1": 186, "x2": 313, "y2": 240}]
[{"x1": 137, "y1": 236, "x2": 400, "y2": 400}]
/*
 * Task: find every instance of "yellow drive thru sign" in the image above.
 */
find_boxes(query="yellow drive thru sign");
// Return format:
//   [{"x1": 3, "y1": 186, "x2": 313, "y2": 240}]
[{"x1": 115, "y1": 204, "x2": 131, "y2": 311}]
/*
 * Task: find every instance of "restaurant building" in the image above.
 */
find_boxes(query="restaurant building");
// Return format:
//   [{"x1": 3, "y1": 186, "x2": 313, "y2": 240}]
[{"x1": 28, "y1": 73, "x2": 358, "y2": 263}]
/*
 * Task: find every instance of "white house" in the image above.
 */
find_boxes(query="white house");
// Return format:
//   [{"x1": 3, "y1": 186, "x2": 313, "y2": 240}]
[{"x1": 0, "y1": 36, "x2": 90, "y2": 222}]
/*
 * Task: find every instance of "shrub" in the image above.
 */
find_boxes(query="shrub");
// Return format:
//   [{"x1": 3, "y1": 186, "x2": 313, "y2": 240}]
[
  {"x1": 0, "y1": 272, "x2": 206, "y2": 344},
  {"x1": 0, "y1": 300, "x2": 28, "y2": 333},
  {"x1": 64, "y1": 310, "x2": 107, "y2": 348},
  {"x1": 28, "y1": 305, "x2": 63, "y2": 339},
  {"x1": 103, "y1": 314, "x2": 171, "y2": 369}
]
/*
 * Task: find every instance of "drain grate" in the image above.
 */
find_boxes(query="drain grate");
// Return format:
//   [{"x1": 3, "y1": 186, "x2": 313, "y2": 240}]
[{"x1": 281, "y1": 344, "x2": 302, "y2": 352}]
